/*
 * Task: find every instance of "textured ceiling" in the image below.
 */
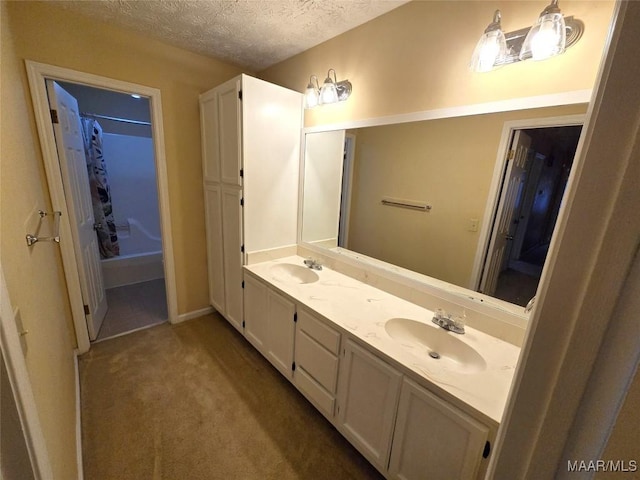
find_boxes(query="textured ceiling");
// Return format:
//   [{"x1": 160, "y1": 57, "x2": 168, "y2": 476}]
[{"x1": 55, "y1": 0, "x2": 410, "y2": 71}]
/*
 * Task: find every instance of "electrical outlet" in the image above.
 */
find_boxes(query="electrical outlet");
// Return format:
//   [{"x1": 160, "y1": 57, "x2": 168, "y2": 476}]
[{"x1": 468, "y1": 218, "x2": 479, "y2": 232}]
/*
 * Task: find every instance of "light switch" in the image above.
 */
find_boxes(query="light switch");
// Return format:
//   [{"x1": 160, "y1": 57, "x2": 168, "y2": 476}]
[{"x1": 468, "y1": 218, "x2": 479, "y2": 232}]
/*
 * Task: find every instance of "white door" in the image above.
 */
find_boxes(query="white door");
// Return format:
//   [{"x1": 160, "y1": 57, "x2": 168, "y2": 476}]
[
  {"x1": 217, "y1": 78, "x2": 242, "y2": 187},
  {"x1": 480, "y1": 130, "x2": 532, "y2": 296},
  {"x1": 243, "y1": 273, "x2": 268, "y2": 353},
  {"x1": 266, "y1": 289, "x2": 295, "y2": 378},
  {"x1": 389, "y1": 378, "x2": 489, "y2": 480},
  {"x1": 46, "y1": 80, "x2": 107, "y2": 340},
  {"x1": 204, "y1": 184, "x2": 225, "y2": 313},
  {"x1": 221, "y1": 185, "x2": 243, "y2": 332},
  {"x1": 337, "y1": 339, "x2": 402, "y2": 472}
]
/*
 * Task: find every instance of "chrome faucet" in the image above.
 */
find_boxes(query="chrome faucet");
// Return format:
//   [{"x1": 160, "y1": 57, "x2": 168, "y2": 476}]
[
  {"x1": 525, "y1": 296, "x2": 536, "y2": 313},
  {"x1": 303, "y1": 258, "x2": 323, "y2": 271},
  {"x1": 432, "y1": 309, "x2": 465, "y2": 335}
]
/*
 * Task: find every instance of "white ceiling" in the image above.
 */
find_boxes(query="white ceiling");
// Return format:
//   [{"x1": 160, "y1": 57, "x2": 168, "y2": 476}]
[{"x1": 56, "y1": 0, "x2": 410, "y2": 71}]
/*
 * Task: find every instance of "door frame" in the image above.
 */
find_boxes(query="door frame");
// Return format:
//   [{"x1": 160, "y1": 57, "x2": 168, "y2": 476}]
[
  {"x1": 469, "y1": 114, "x2": 586, "y2": 292},
  {"x1": 25, "y1": 61, "x2": 178, "y2": 354},
  {"x1": 0, "y1": 261, "x2": 52, "y2": 479}
]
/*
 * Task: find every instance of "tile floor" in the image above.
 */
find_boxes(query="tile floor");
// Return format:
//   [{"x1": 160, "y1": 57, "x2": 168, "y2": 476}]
[{"x1": 96, "y1": 278, "x2": 167, "y2": 341}]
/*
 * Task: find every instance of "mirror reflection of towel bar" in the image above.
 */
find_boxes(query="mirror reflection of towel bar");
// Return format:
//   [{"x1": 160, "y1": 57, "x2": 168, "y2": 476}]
[
  {"x1": 26, "y1": 210, "x2": 62, "y2": 246},
  {"x1": 381, "y1": 198, "x2": 432, "y2": 212}
]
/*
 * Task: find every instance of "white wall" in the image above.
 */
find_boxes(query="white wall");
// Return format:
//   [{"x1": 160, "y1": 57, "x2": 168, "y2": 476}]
[
  {"x1": 102, "y1": 133, "x2": 162, "y2": 256},
  {"x1": 301, "y1": 130, "x2": 346, "y2": 246}
]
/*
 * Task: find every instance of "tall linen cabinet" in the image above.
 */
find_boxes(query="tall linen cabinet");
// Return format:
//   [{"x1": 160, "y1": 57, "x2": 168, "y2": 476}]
[{"x1": 200, "y1": 74, "x2": 303, "y2": 331}]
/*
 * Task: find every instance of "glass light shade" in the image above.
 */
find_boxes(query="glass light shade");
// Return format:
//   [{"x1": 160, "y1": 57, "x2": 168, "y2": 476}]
[
  {"x1": 304, "y1": 85, "x2": 319, "y2": 109},
  {"x1": 470, "y1": 29, "x2": 507, "y2": 72},
  {"x1": 319, "y1": 79, "x2": 338, "y2": 105},
  {"x1": 520, "y1": 12, "x2": 566, "y2": 61}
]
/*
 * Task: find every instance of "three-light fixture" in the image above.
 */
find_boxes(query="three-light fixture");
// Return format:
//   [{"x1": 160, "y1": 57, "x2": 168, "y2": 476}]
[
  {"x1": 470, "y1": 0, "x2": 583, "y2": 73},
  {"x1": 304, "y1": 69, "x2": 352, "y2": 109}
]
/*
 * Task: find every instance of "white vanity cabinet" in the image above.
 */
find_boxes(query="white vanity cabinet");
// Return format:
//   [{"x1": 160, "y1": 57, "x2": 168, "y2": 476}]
[
  {"x1": 244, "y1": 260, "x2": 500, "y2": 480},
  {"x1": 200, "y1": 74, "x2": 302, "y2": 332},
  {"x1": 293, "y1": 308, "x2": 341, "y2": 419},
  {"x1": 388, "y1": 378, "x2": 490, "y2": 480},
  {"x1": 243, "y1": 273, "x2": 268, "y2": 352},
  {"x1": 337, "y1": 338, "x2": 403, "y2": 472},
  {"x1": 243, "y1": 272, "x2": 296, "y2": 378}
]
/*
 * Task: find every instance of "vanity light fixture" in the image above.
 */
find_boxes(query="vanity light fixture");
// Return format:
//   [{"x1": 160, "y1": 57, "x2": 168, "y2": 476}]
[
  {"x1": 304, "y1": 69, "x2": 352, "y2": 109},
  {"x1": 520, "y1": 0, "x2": 567, "y2": 61},
  {"x1": 470, "y1": 0, "x2": 583, "y2": 73},
  {"x1": 469, "y1": 10, "x2": 507, "y2": 73},
  {"x1": 304, "y1": 75, "x2": 320, "y2": 109}
]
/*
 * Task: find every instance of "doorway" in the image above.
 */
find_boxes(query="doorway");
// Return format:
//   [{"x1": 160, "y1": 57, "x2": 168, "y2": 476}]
[
  {"x1": 480, "y1": 124, "x2": 582, "y2": 306},
  {"x1": 56, "y1": 81, "x2": 168, "y2": 341},
  {"x1": 26, "y1": 61, "x2": 177, "y2": 353}
]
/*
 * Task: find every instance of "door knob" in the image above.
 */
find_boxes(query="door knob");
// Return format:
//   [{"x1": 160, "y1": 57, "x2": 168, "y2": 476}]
[
  {"x1": 93, "y1": 223, "x2": 102, "y2": 231},
  {"x1": 505, "y1": 234, "x2": 514, "y2": 240}
]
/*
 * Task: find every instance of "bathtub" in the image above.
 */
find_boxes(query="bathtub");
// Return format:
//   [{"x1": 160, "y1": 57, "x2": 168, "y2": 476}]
[{"x1": 102, "y1": 250, "x2": 164, "y2": 289}]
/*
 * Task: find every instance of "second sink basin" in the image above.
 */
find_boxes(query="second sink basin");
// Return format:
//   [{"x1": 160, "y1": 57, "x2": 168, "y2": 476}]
[
  {"x1": 269, "y1": 263, "x2": 319, "y2": 284},
  {"x1": 385, "y1": 318, "x2": 487, "y2": 374}
]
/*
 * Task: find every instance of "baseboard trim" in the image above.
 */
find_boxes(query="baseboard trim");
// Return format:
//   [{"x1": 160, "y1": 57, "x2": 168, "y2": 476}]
[
  {"x1": 74, "y1": 350, "x2": 84, "y2": 480},
  {"x1": 175, "y1": 306, "x2": 215, "y2": 324}
]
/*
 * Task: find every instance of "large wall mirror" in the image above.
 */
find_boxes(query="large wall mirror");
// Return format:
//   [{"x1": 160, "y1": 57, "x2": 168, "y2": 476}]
[{"x1": 300, "y1": 102, "x2": 587, "y2": 310}]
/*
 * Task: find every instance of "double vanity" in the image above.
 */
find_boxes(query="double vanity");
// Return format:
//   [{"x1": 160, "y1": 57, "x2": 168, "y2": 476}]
[
  {"x1": 243, "y1": 256, "x2": 520, "y2": 480},
  {"x1": 199, "y1": 74, "x2": 524, "y2": 479}
]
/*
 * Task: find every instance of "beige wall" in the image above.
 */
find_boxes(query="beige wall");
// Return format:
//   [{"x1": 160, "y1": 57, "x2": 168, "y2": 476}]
[
  {"x1": 1, "y1": 1, "x2": 244, "y2": 476},
  {"x1": 597, "y1": 368, "x2": 640, "y2": 478},
  {"x1": 259, "y1": 1, "x2": 614, "y2": 127},
  {"x1": 1, "y1": 3, "x2": 78, "y2": 477},
  {"x1": 3, "y1": 1, "x2": 245, "y2": 317},
  {"x1": 346, "y1": 103, "x2": 586, "y2": 288}
]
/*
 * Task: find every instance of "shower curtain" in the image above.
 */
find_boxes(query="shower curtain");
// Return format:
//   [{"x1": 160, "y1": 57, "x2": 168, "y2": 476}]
[{"x1": 81, "y1": 118, "x2": 120, "y2": 258}]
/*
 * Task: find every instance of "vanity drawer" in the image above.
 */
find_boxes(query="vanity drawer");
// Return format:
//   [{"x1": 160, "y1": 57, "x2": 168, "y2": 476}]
[
  {"x1": 295, "y1": 329, "x2": 339, "y2": 393},
  {"x1": 297, "y1": 308, "x2": 340, "y2": 355},
  {"x1": 295, "y1": 366, "x2": 335, "y2": 418}
]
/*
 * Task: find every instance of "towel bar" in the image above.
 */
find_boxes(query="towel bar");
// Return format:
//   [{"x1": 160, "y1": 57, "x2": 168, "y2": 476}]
[
  {"x1": 381, "y1": 197, "x2": 432, "y2": 212},
  {"x1": 26, "y1": 210, "x2": 62, "y2": 246}
]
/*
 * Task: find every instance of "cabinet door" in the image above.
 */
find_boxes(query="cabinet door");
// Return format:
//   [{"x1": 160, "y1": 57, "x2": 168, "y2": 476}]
[
  {"x1": 337, "y1": 339, "x2": 402, "y2": 472},
  {"x1": 221, "y1": 186, "x2": 243, "y2": 332},
  {"x1": 243, "y1": 274, "x2": 267, "y2": 354},
  {"x1": 217, "y1": 78, "x2": 242, "y2": 187},
  {"x1": 389, "y1": 378, "x2": 489, "y2": 480},
  {"x1": 199, "y1": 89, "x2": 220, "y2": 184},
  {"x1": 266, "y1": 289, "x2": 296, "y2": 378},
  {"x1": 204, "y1": 185, "x2": 225, "y2": 314}
]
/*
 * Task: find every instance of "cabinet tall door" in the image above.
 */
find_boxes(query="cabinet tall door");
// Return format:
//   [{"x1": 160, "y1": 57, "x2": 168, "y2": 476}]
[
  {"x1": 217, "y1": 78, "x2": 243, "y2": 187},
  {"x1": 337, "y1": 339, "x2": 402, "y2": 472},
  {"x1": 204, "y1": 185, "x2": 225, "y2": 314},
  {"x1": 199, "y1": 90, "x2": 220, "y2": 183},
  {"x1": 266, "y1": 290, "x2": 295, "y2": 378},
  {"x1": 389, "y1": 378, "x2": 489, "y2": 480},
  {"x1": 221, "y1": 186, "x2": 243, "y2": 332},
  {"x1": 243, "y1": 274, "x2": 267, "y2": 354}
]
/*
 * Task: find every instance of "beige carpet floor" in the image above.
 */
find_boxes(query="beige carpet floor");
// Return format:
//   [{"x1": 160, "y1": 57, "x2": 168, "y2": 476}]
[{"x1": 80, "y1": 313, "x2": 384, "y2": 480}]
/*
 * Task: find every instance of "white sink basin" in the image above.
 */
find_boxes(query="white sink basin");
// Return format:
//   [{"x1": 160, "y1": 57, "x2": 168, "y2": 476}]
[
  {"x1": 269, "y1": 263, "x2": 319, "y2": 284},
  {"x1": 384, "y1": 318, "x2": 487, "y2": 374}
]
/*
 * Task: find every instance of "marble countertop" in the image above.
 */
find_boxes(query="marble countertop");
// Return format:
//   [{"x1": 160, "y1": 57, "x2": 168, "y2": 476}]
[{"x1": 244, "y1": 255, "x2": 521, "y2": 426}]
